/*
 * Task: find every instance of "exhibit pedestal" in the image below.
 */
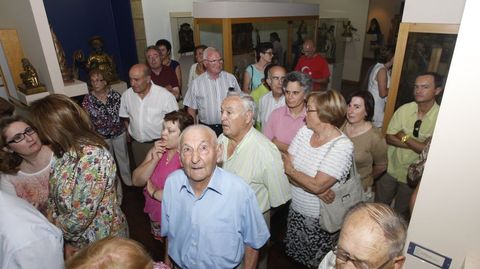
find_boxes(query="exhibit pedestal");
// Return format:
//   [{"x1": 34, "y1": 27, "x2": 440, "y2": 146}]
[
  {"x1": 16, "y1": 90, "x2": 49, "y2": 105},
  {"x1": 63, "y1": 79, "x2": 88, "y2": 97}
]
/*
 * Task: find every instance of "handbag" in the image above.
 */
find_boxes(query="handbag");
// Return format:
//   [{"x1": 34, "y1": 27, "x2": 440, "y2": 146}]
[
  {"x1": 318, "y1": 137, "x2": 365, "y2": 233},
  {"x1": 407, "y1": 137, "x2": 431, "y2": 188}
]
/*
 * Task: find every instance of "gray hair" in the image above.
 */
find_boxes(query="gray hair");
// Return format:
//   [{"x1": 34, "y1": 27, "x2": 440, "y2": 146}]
[
  {"x1": 282, "y1": 71, "x2": 313, "y2": 95},
  {"x1": 345, "y1": 202, "x2": 408, "y2": 258},
  {"x1": 203, "y1": 47, "x2": 221, "y2": 60},
  {"x1": 226, "y1": 91, "x2": 256, "y2": 120},
  {"x1": 144, "y1": 45, "x2": 161, "y2": 56}
]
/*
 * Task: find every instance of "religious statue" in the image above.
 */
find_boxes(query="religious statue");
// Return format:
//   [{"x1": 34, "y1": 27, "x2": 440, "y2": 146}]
[
  {"x1": 74, "y1": 36, "x2": 118, "y2": 82},
  {"x1": 20, "y1": 58, "x2": 39, "y2": 88},
  {"x1": 342, "y1": 20, "x2": 357, "y2": 42},
  {"x1": 178, "y1": 23, "x2": 194, "y2": 53},
  {"x1": 18, "y1": 58, "x2": 47, "y2": 95},
  {"x1": 51, "y1": 26, "x2": 74, "y2": 82}
]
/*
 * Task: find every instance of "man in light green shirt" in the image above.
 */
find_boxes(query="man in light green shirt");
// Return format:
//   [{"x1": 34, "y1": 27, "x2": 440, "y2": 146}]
[
  {"x1": 376, "y1": 72, "x2": 442, "y2": 220},
  {"x1": 218, "y1": 92, "x2": 291, "y2": 269},
  {"x1": 219, "y1": 93, "x2": 291, "y2": 215}
]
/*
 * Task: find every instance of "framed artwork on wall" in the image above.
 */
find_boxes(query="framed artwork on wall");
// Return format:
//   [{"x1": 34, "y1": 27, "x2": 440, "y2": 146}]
[{"x1": 383, "y1": 23, "x2": 459, "y2": 132}]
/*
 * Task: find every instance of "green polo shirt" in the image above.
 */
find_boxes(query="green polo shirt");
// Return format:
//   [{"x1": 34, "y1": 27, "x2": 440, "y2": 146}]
[{"x1": 386, "y1": 101, "x2": 439, "y2": 183}]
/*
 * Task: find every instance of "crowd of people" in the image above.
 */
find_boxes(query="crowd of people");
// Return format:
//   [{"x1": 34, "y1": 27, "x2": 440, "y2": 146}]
[{"x1": 0, "y1": 37, "x2": 443, "y2": 269}]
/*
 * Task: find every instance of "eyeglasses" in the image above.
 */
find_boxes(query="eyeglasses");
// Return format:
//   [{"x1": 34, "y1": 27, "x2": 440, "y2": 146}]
[
  {"x1": 205, "y1": 58, "x2": 224, "y2": 64},
  {"x1": 263, "y1": 51, "x2": 273, "y2": 55},
  {"x1": 7, "y1": 127, "x2": 36, "y2": 144},
  {"x1": 413, "y1": 119, "x2": 422, "y2": 137},
  {"x1": 334, "y1": 246, "x2": 392, "y2": 269}
]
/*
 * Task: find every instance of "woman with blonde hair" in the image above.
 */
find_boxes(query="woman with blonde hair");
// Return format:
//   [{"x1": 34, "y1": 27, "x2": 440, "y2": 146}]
[
  {"x1": 0, "y1": 115, "x2": 52, "y2": 215},
  {"x1": 66, "y1": 237, "x2": 170, "y2": 269},
  {"x1": 29, "y1": 94, "x2": 128, "y2": 258},
  {"x1": 282, "y1": 90, "x2": 354, "y2": 268}
]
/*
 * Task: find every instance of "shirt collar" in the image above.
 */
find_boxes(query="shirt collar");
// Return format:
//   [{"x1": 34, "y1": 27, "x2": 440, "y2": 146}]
[
  {"x1": 207, "y1": 71, "x2": 223, "y2": 81},
  {"x1": 285, "y1": 105, "x2": 306, "y2": 119},
  {"x1": 179, "y1": 167, "x2": 224, "y2": 197}
]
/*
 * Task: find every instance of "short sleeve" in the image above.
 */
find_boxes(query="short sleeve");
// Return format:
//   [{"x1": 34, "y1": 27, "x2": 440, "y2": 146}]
[
  {"x1": 165, "y1": 91, "x2": 179, "y2": 112},
  {"x1": 119, "y1": 92, "x2": 129, "y2": 118},
  {"x1": 183, "y1": 81, "x2": 197, "y2": 109},
  {"x1": 319, "y1": 136, "x2": 353, "y2": 183},
  {"x1": 241, "y1": 190, "x2": 270, "y2": 249}
]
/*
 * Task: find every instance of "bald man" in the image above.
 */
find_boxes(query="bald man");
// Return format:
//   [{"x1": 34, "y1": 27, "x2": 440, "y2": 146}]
[
  {"x1": 161, "y1": 125, "x2": 269, "y2": 269},
  {"x1": 294, "y1": 39, "x2": 330, "y2": 91},
  {"x1": 119, "y1": 63, "x2": 178, "y2": 166},
  {"x1": 318, "y1": 202, "x2": 407, "y2": 269}
]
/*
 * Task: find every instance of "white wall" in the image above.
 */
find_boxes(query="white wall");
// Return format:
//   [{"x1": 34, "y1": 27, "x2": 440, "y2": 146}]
[
  {"x1": 0, "y1": 0, "x2": 64, "y2": 96},
  {"x1": 142, "y1": 0, "x2": 369, "y2": 82},
  {"x1": 402, "y1": 0, "x2": 479, "y2": 268},
  {"x1": 403, "y1": 0, "x2": 465, "y2": 24}
]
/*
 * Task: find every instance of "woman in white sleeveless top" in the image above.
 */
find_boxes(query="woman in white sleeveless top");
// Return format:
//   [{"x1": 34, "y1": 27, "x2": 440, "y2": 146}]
[{"x1": 367, "y1": 47, "x2": 394, "y2": 128}]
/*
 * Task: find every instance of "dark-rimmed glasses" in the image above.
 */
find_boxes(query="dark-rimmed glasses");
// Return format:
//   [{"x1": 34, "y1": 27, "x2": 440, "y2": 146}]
[
  {"x1": 7, "y1": 127, "x2": 36, "y2": 144},
  {"x1": 334, "y1": 246, "x2": 392, "y2": 269},
  {"x1": 413, "y1": 119, "x2": 422, "y2": 137}
]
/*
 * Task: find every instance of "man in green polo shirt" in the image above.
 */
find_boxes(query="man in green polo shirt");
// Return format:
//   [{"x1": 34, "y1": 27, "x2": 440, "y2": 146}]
[{"x1": 375, "y1": 72, "x2": 443, "y2": 220}]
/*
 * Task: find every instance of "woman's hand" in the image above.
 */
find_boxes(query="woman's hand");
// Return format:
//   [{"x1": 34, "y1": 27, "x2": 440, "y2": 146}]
[
  {"x1": 317, "y1": 189, "x2": 335, "y2": 204},
  {"x1": 151, "y1": 139, "x2": 167, "y2": 161},
  {"x1": 281, "y1": 152, "x2": 295, "y2": 176}
]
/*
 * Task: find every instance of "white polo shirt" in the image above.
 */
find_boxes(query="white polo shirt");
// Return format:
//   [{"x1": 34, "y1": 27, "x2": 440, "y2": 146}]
[{"x1": 119, "y1": 83, "x2": 178, "y2": 142}]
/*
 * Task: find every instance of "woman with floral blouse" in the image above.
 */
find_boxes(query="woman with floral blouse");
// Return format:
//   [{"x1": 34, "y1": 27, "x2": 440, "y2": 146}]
[
  {"x1": 82, "y1": 69, "x2": 132, "y2": 188},
  {"x1": 30, "y1": 94, "x2": 128, "y2": 258}
]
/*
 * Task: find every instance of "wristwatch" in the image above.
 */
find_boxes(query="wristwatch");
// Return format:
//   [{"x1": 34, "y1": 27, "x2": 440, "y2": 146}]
[{"x1": 401, "y1": 134, "x2": 410, "y2": 143}]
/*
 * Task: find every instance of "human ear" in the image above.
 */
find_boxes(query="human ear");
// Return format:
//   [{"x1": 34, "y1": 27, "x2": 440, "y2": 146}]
[
  {"x1": 392, "y1": 255, "x2": 406, "y2": 269},
  {"x1": 245, "y1": 110, "x2": 254, "y2": 124}
]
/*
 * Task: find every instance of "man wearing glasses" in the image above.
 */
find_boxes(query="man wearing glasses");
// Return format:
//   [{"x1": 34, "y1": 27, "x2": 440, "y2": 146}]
[
  {"x1": 183, "y1": 47, "x2": 241, "y2": 136},
  {"x1": 318, "y1": 202, "x2": 407, "y2": 269},
  {"x1": 375, "y1": 72, "x2": 443, "y2": 220},
  {"x1": 294, "y1": 39, "x2": 330, "y2": 91}
]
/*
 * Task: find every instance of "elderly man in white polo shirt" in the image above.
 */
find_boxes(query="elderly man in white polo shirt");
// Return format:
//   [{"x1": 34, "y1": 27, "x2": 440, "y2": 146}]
[
  {"x1": 183, "y1": 47, "x2": 240, "y2": 136},
  {"x1": 120, "y1": 63, "x2": 178, "y2": 166}
]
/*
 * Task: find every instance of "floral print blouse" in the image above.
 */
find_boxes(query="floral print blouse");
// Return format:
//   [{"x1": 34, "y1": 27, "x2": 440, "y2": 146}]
[
  {"x1": 49, "y1": 144, "x2": 128, "y2": 248},
  {"x1": 82, "y1": 89, "x2": 125, "y2": 139}
]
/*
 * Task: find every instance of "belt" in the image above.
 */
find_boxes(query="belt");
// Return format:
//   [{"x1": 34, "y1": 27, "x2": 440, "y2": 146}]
[{"x1": 199, "y1": 121, "x2": 221, "y2": 128}]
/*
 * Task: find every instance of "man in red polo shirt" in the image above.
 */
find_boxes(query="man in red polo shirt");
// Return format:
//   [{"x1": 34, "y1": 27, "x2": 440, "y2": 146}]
[{"x1": 294, "y1": 39, "x2": 330, "y2": 91}]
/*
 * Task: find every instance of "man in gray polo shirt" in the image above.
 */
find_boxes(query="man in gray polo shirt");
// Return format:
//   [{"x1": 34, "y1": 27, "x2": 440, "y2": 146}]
[{"x1": 183, "y1": 47, "x2": 240, "y2": 136}]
